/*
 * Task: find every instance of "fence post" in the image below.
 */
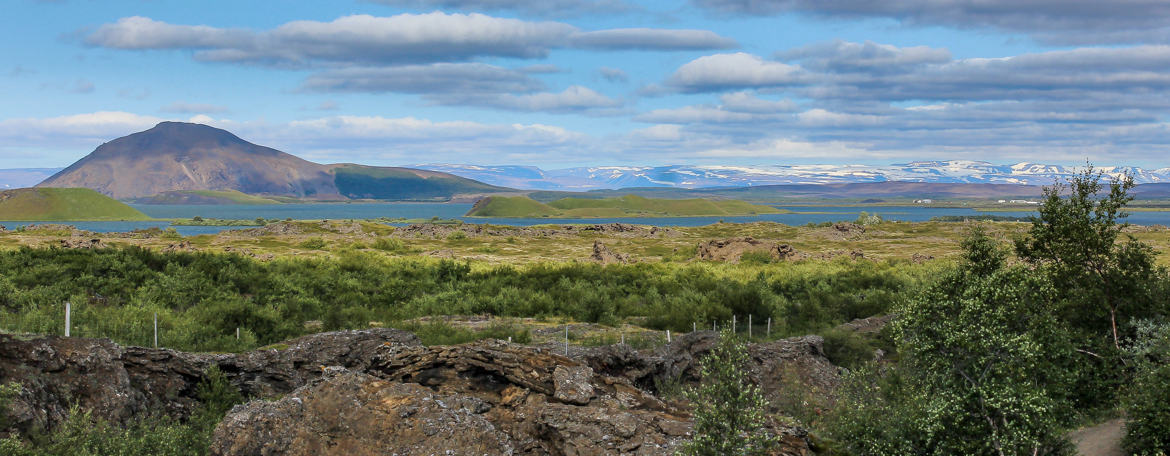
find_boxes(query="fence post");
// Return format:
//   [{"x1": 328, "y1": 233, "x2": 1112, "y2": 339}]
[
  {"x1": 732, "y1": 315, "x2": 737, "y2": 334},
  {"x1": 666, "y1": 330, "x2": 671, "y2": 343},
  {"x1": 153, "y1": 313, "x2": 158, "y2": 348},
  {"x1": 748, "y1": 315, "x2": 752, "y2": 339},
  {"x1": 236, "y1": 327, "x2": 240, "y2": 340},
  {"x1": 64, "y1": 302, "x2": 71, "y2": 337},
  {"x1": 767, "y1": 317, "x2": 772, "y2": 338},
  {"x1": 693, "y1": 322, "x2": 696, "y2": 333}
]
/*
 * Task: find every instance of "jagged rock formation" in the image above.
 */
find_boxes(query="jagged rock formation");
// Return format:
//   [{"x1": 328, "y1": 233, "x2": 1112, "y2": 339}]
[
  {"x1": 0, "y1": 329, "x2": 420, "y2": 434},
  {"x1": 696, "y1": 237, "x2": 797, "y2": 263},
  {"x1": 1, "y1": 330, "x2": 823, "y2": 455},
  {"x1": 574, "y1": 331, "x2": 840, "y2": 415},
  {"x1": 591, "y1": 240, "x2": 630, "y2": 264}
]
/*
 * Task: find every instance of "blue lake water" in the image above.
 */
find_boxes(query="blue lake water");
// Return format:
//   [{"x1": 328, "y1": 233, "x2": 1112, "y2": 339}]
[{"x1": 1, "y1": 202, "x2": 1167, "y2": 234}]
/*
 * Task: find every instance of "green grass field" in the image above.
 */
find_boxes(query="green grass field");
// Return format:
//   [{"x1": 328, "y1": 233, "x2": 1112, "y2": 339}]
[
  {"x1": 0, "y1": 188, "x2": 151, "y2": 221},
  {"x1": 467, "y1": 194, "x2": 787, "y2": 218}
]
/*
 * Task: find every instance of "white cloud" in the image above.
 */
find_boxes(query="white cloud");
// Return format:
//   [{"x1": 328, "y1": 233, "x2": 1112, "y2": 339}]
[
  {"x1": 87, "y1": 13, "x2": 737, "y2": 66},
  {"x1": 570, "y1": 28, "x2": 737, "y2": 50},
  {"x1": 301, "y1": 63, "x2": 543, "y2": 94},
  {"x1": 666, "y1": 53, "x2": 805, "y2": 92},
  {"x1": 433, "y1": 85, "x2": 622, "y2": 112}
]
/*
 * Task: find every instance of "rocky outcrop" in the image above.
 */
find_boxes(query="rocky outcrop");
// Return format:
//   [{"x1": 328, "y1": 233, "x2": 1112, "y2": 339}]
[
  {"x1": 576, "y1": 331, "x2": 840, "y2": 414},
  {"x1": 0, "y1": 329, "x2": 420, "y2": 434},
  {"x1": 696, "y1": 237, "x2": 796, "y2": 263},
  {"x1": 2, "y1": 330, "x2": 820, "y2": 455},
  {"x1": 591, "y1": 240, "x2": 630, "y2": 264},
  {"x1": 210, "y1": 372, "x2": 517, "y2": 456}
]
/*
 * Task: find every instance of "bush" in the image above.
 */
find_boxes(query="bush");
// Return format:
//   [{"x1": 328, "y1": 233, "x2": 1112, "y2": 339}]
[
  {"x1": 372, "y1": 237, "x2": 409, "y2": 253},
  {"x1": 1123, "y1": 320, "x2": 1170, "y2": 455},
  {"x1": 297, "y1": 238, "x2": 327, "y2": 250},
  {"x1": 680, "y1": 329, "x2": 776, "y2": 456}
]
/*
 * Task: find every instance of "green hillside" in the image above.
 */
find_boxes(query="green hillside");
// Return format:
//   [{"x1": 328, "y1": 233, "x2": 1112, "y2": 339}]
[
  {"x1": 136, "y1": 189, "x2": 283, "y2": 205},
  {"x1": 333, "y1": 165, "x2": 508, "y2": 201},
  {"x1": 0, "y1": 188, "x2": 151, "y2": 221},
  {"x1": 466, "y1": 194, "x2": 786, "y2": 218}
]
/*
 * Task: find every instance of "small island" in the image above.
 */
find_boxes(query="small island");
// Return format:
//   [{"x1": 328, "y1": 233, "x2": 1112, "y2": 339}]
[
  {"x1": 0, "y1": 188, "x2": 151, "y2": 221},
  {"x1": 465, "y1": 194, "x2": 787, "y2": 218}
]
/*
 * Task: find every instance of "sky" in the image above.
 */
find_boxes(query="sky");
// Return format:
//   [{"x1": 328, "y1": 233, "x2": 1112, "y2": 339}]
[{"x1": 2, "y1": 0, "x2": 1170, "y2": 170}]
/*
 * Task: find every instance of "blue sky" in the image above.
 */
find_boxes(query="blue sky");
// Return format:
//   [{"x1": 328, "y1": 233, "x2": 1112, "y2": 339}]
[{"x1": 2, "y1": 0, "x2": 1169, "y2": 169}]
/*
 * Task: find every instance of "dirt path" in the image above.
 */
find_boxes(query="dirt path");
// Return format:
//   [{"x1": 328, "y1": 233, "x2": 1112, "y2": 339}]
[{"x1": 1069, "y1": 418, "x2": 1125, "y2": 456}]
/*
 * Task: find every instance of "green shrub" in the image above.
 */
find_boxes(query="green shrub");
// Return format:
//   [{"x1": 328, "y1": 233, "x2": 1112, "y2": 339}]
[
  {"x1": 680, "y1": 329, "x2": 776, "y2": 455},
  {"x1": 297, "y1": 238, "x2": 327, "y2": 249},
  {"x1": 372, "y1": 237, "x2": 408, "y2": 253},
  {"x1": 1123, "y1": 320, "x2": 1170, "y2": 455}
]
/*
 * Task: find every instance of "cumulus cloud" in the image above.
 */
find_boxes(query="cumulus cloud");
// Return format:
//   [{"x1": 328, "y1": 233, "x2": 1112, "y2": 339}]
[
  {"x1": 301, "y1": 63, "x2": 544, "y2": 94},
  {"x1": 0, "y1": 111, "x2": 594, "y2": 167},
  {"x1": 160, "y1": 102, "x2": 229, "y2": 114},
  {"x1": 0, "y1": 111, "x2": 162, "y2": 142},
  {"x1": 430, "y1": 85, "x2": 623, "y2": 113},
  {"x1": 690, "y1": 0, "x2": 1170, "y2": 45},
  {"x1": 86, "y1": 13, "x2": 736, "y2": 67},
  {"x1": 636, "y1": 92, "x2": 797, "y2": 124},
  {"x1": 665, "y1": 53, "x2": 805, "y2": 92},
  {"x1": 777, "y1": 40, "x2": 950, "y2": 73},
  {"x1": 365, "y1": 0, "x2": 637, "y2": 18},
  {"x1": 570, "y1": 28, "x2": 737, "y2": 50}
]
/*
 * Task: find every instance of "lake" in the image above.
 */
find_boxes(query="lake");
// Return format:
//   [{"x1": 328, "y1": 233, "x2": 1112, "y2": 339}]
[{"x1": 0, "y1": 202, "x2": 1167, "y2": 234}]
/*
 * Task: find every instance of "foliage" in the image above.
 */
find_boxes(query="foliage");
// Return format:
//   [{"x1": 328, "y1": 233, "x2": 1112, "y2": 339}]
[
  {"x1": 854, "y1": 211, "x2": 883, "y2": 226},
  {"x1": 1122, "y1": 319, "x2": 1170, "y2": 455},
  {"x1": 0, "y1": 246, "x2": 925, "y2": 352},
  {"x1": 829, "y1": 229, "x2": 1073, "y2": 456},
  {"x1": 0, "y1": 365, "x2": 244, "y2": 456},
  {"x1": 372, "y1": 237, "x2": 410, "y2": 253},
  {"x1": 679, "y1": 329, "x2": 776, "y2": 456},
  {"x1": 297, "y1": 238, "x2": 327, "y2": 249},
  {"x1": 398, "y1": 320, "x2": 532, "y2": 346},
  {"x1": 1015, "y1": 166, "x2": 1164, "y2": 349},
  {"x1": 0, "y1": 382, "x2": 18, "y2": 430}
]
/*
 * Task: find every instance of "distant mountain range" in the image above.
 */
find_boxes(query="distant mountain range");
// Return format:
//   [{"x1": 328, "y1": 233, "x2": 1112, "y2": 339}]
[
  {"x1": 33, "y1": 122, "x2": 508, "y2": 202},
  {"x1": 0, "y1": 169, "x2": 62, "y2": 190},
  {"x1": 415, "y1": 162, "x2": 1170, "y2": 190}
]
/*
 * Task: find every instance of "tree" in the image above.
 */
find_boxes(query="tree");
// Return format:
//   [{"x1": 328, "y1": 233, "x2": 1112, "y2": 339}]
[
  {"x1": 1121, "y1": 320, "x2": 1170, "y2": 455},
  {"x1": 831, "y1": 229, "x2": 1073, "y2": 456},
  {"x1": 1015, "y1": 165, "x2": 1159, "y2": 349},
  {"x1": 679, "y1": 329, "x2": 776, "y2": 456}
]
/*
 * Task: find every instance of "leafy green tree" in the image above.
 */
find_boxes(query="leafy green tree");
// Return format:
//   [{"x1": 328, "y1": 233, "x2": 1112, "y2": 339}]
[
  {"x1": 1016, "y1": 166, "x2": 1161, "y2": 349},
  {"x1": 832, "y1": 229, "x2": 1072, "y2": 456},
  {"x1": 1122, "y1": 320, "x2": 1170, "y2": 455},
  {"x1": 679, "y1": 329, "x2": 776, "y2": 456}
]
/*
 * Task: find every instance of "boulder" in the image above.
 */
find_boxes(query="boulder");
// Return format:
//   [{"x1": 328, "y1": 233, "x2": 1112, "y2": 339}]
[
  {"x1": 696, "y1": 237, "x2": 796, "y2": 263},
  {"x1": 590, "y1": 240, "x2": 630, "y2": 264}
]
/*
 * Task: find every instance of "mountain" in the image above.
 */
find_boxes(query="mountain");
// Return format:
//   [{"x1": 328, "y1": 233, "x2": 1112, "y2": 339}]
[
  {"x1": 0, "y1": 188, "x2": 150, "y2": 221},
  {"x1": 37, "y1": 122, "x2": 508, "y2": 202},
  {"x1": 0, "y1": 168, "x2": 63, "y2": 189},
  {"x1": 416, "y1": 161, "x2": 1170, "y2": 191}
]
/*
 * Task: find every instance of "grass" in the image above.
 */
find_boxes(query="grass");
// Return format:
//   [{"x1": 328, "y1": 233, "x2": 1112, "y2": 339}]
[
  {"x1": 467, "y1": 194, "x2": 787, "y2": 218},
  {"x1": 0, "y1": 188, "x2": 151, "y2": 221}
]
